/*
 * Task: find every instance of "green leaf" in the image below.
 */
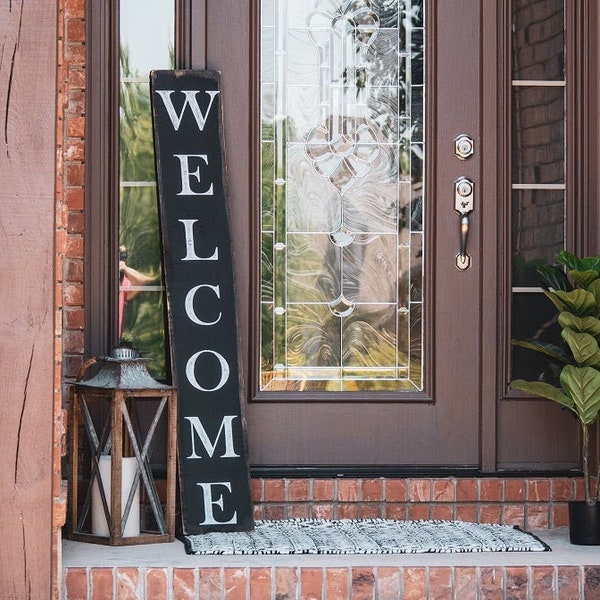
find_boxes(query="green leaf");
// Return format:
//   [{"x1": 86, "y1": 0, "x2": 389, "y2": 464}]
[
  {"x1": 536, "y1": 264, "x2": 572, "y2": 291},
  {"x1": 558, "y1": 312, "x2": 600, "y2": 338},
  {"x1": 511, "y1": 339, "x2": 569, "y2": 363},
  {"x1": 560, "y1": 365, "x2": 600, "y2": 425},
  {"x1": 587, "y1": 279, "x2": 600, "y2": 308},
  {"x1": 570, "y1": 270, "x2": 600, "y2": 288},
  {"x1": 509, "y1": 379, "x2": 574, "y2": 410},
  {"x1": 546, "y1": 289, "x2": 597, "y2": 316},
  {"x1": 561, "y1": 328, "x2": 600, "y2": 366},
  {"x1": 558, "y1": 250, "x2": 582, "y2": 271}
]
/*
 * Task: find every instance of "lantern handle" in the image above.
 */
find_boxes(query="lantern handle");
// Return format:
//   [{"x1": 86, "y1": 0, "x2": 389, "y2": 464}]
[{"x1": 76, "y1": 357, "x2": 99, "y2": 382}]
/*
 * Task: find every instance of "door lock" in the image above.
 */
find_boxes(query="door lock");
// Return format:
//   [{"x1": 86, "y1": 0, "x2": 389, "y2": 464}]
[
  {"x1": 454, "y1": 177, "x2": 474, "y2": 270},
  {"x1": 454, "y1": 134, "x2": 475, "y2": 160}
]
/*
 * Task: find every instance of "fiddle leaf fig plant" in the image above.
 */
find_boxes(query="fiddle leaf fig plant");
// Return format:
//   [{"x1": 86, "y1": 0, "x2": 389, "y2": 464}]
[{"x1": 511, "y1": 250, "x2": 600, "y2": 505}]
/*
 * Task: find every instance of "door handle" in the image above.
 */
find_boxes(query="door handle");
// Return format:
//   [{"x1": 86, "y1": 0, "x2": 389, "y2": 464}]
[{"x1": 454, "y1": 177, "x2": 474, "y2": 270}]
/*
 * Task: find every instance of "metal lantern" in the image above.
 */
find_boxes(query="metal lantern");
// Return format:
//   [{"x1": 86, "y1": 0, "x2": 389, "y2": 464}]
[{"x1": 68, "y1": 347, "x2": 177, "y2": 545}]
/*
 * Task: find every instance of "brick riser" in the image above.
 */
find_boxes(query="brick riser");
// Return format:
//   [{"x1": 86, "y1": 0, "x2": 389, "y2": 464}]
[
  {"x1": 62, "y1": 477, "x2": 598, "y2": 599},
  {"x1": 63, "y1": 565, "x2": 600, "y2": 599}
]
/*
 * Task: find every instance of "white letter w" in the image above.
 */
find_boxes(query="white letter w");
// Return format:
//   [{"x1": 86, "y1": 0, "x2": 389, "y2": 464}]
[{"x1": 155, "y1": 90, "x2": 220, "y2": 132}]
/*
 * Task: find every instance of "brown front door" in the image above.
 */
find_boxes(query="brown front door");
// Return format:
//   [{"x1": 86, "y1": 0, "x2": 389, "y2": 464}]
[{"x1": 195, "y1": 0, "x2": 580, "y2": 470}]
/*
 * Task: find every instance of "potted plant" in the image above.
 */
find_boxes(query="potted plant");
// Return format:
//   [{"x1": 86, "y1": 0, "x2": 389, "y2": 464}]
[{"x1": 510, "y1": 250, "x2": 600, "y2": 544}]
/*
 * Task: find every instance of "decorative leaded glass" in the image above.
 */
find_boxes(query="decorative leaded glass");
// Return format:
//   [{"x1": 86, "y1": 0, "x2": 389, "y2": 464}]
[{"x1": 260, "y1": 0, "x2": 425, "y2": 391}]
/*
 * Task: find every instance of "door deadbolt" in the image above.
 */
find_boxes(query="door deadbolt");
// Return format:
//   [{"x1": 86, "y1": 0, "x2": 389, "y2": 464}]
[{"x1": 454, "y1": 134, "x2": 474, "y2": 160}]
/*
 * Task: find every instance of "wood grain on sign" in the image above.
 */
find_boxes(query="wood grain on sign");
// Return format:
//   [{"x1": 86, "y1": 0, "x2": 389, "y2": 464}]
[{"x1": 151, "y1": 70, "x2": 253, "y2": 534}]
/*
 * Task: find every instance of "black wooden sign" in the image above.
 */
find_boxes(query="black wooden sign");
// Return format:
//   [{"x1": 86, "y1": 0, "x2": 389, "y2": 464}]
[{"x1": 150, "y1": 70, "x2": 253, "y2": 534}]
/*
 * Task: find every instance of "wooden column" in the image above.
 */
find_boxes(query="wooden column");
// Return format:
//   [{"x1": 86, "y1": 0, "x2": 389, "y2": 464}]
[{"x1": 0, "y1": 0, "x2": 57, "y2": 597}]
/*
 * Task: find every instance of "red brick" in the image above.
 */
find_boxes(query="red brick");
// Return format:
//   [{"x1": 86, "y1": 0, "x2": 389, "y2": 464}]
[
  {"x1": 251, "y1": 478, "x2": 263, "y2": 502},
  {"x1": 504, "y1": 479, "x2": 526, "y2": 501},
  {"x1": 116, "y1": 567, "x2": 139, "y2": 600},
  {"x1": 584, "y1": 566, "x2": 600, "y2": 598},
  {"x1": 506, "y1": 566, "x2": 528, "y2": 600},
  {"x1": 64, "y1": 567, "x2": 87, "y2": 600},
  {"x1": 429, "y1": 567, "x2": 452, "y2": 600},
  {"x1": 338, "y1": 503, "x2": 359, "y2": 519},
  {"x1": 455, "y1": 504, "x2": 477, "y2": 522},
  {"x1": 531, "y1": 566, "x2": 555, "y2": 600},
  {"x1": 65, "y1": 187, "x2": 84, "y2": 210},
  {"x1": 224, "y1": 568, "x2": 247, "y2": 600},
  {"x1": 66, "y1": 162, "x2": 85, "y2": 186},
  {"x1": 409, "y1": 479, "x2": 431, "y2": 501},
  {"x1": 275, "y1": 567, "x2": 298, "y2": 600},
  {"x1": 288, "y1": 479, "x2": 310, "y2": 501},
  {"x1": 385, "y1": 503, "x2": 407, "y2": 520},
  {"x1": 313, "y1": 479, "x2": 335, "y2": 501},
  {"x1": 66, "y1": 307, "x2": 85, "y2": 329},
  {"x1": 430, "y1": 505, "x2": 454, "y2": 521},
  {"x1": 479, "y1": 504, "x2": 501, "y2": 524},
  {"x1": 375, "y1": 568, "x2": 401, "y2": 600},
  {"x1": 67, "y1": 211, "x2": 85, "y2": 234},
  {"x1": 454, "y1": 567, "x2": 477, "y2": 600},
  {"x1": 66, "y1": 19, "x2": 85, "y2": 43},
  {"x1": 66, "y1": 234, "x2": 84, "y2": 258},
  {"x1": 264, "y1": 504, "x2": 286, "y2": 520},
  {"x1": 288, "y1": 504, "x2": 310, "y2": 519},
  {"x1": 479, "y1": 567, "x2": 504, "y2": 600},
  {"x1": 145, "y1": 568, "x2": 168, "y2": 600},
  {"x1": 173, "y1": 568, "x2": 196, "y2": 600},
  {"x1": 360, "y1": 503, "x2": 383, "y2": 519},
  {"x1": 407, "y1": 504, "x2": 430, "y2": 521},
  {"x1": 337, "y1": 479, "x2": 359, "y2": 502},
  {"x1": 362, "y1": 478, "x2": 383, "y2": 501},
  {"x1": 552, "y1": 504, "x2": 570, "y2": 527},
  {"x1": 325, "y1": 568, "x2": 349, "y2": 600},
  {"x1": 526, "y1": 504, "x2": 549, "y2": 529},
  {"x1": 574, "y1": 478, "x2": 587, "y2": 502},
  {"x1": 527, "y1": 479, "x2": 550, "y2": 501},
  {"x1": 557, "y1": 566, "x2": 581, "y2": 600},
  {"x1": 250, "y1": 568, "x2": 271, "y2": 600},
  {"x1": 65, "y1": 0, "x2": 85, "y2": 18},
  {"x1": 301, "y1": 568, "x2": 323, "y2": 600},
  {"x1": 456, "y1": 478, "x2": 478, "y2": 502},
  {"x1": 253, "y1": 505, "x2": 264, "y2": 520},
  {"x1": 91, "y1": 568, "x2": 114, "y2": 600},
  {"x1": 480, "y1": 478, "x2": 503, "y2": 501},
  {"x1": 551, "y1": 478, "x2": 574, "y2": 501},
  {"x1": 403, "y1": 568, "x2": 426, "y2": 600},
  {"x1": 385, "y1": 479, "x2": 408, "y2": 502},
  {"x1": 264, "y1": 478, "x2": 286, "y2": 502},
  {"x1": 199, "y1": 569, "x2": 222, "y2": 599},
  {"x1": 502, "y1": 504, "x2": 525, "y2": 527},
  {"x1": 312, "y1": 504, "x2": 334, "y2": 519},
  {"x1": 351, "y1": 567, "x2": 374, "y2": 600},
  {"x1": 432, "y1": 479, "x2": 455, "y2": 502}
]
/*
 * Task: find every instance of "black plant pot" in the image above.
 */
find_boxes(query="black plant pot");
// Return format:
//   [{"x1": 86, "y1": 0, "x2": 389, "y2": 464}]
[{"x1": 569, "y1": 501, "x2": 600, "y2": 545}]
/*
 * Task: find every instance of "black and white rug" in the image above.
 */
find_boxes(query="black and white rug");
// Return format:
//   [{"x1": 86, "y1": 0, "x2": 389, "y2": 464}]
[{"x1": 183, "y1": 519, "x2": 550, "y2": 555}]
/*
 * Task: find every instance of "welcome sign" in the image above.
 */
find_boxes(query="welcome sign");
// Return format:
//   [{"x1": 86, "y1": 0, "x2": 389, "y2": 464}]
[{"x1": 150, "y1": 70, "x2": 253, "y2": 534}]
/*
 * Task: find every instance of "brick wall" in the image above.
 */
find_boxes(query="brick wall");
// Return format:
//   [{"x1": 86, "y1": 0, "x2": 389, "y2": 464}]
[{"x1": 55, "y1": 0, "x2": 85, "y2": 598}]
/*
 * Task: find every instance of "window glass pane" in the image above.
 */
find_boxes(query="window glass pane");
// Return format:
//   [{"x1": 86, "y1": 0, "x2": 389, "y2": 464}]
[
  {"x1": 119, "y1": 0, "x2": 174, "y2": 379},
  {"x1": 512, "y1": 189, "x2": 565, "y2": 287},
  {"x1": 511, "y1": 86, "x2": 565, "y2": 184},
  {"x1": 260, "y1": 0, "x2": 425, "y2": 392},
  {"x1": 512, "y1": 0, "x2": 564, "y2": 81}
]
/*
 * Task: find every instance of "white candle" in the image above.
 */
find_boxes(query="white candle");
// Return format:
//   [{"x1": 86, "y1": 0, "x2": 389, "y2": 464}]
[{"x1": 91, "y1": 455, "x2": 141, "y2": 537}]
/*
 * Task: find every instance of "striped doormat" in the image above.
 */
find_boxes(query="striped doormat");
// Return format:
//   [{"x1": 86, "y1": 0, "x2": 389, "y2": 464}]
[{"x1": 183, "y1": 519, "x2": 550, "y2": 555}]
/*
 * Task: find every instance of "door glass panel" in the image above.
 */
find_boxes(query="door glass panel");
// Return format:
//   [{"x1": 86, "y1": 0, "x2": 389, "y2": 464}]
[
  {"x1": 119, "y1": 0, "x2": 174, "y2": 379},
  {"x1": 510, "y1": 0, "x2": 566, "y2": 383},
  {"x1": 260, "y1": 0, "x2": 425, "y2": 392}
]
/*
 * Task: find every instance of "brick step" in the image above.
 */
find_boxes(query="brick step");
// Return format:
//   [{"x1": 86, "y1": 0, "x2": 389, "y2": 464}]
[{"x1": 62, "y1": 529, "x2": 600, "y2": 599}]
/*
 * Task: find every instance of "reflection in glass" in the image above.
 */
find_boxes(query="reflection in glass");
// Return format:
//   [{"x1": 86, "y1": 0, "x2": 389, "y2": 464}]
[
  {"x1": 119, "y1": 0, "x2": 174, "y2": 380},
  {"x1": 260, "y1": 0, "x2": 425, "y2": 392},
  {"x1": 511, "y1": 87, "x2": 564, "y2": 185},
  {"x1": 512, "y1": 0, "x2": 564, "y2": 81}
]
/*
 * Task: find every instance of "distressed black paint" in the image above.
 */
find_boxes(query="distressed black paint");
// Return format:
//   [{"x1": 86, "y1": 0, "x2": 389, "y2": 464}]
[{"x1": 151, "y1": 70, "x2": 253, "y2": 534}]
